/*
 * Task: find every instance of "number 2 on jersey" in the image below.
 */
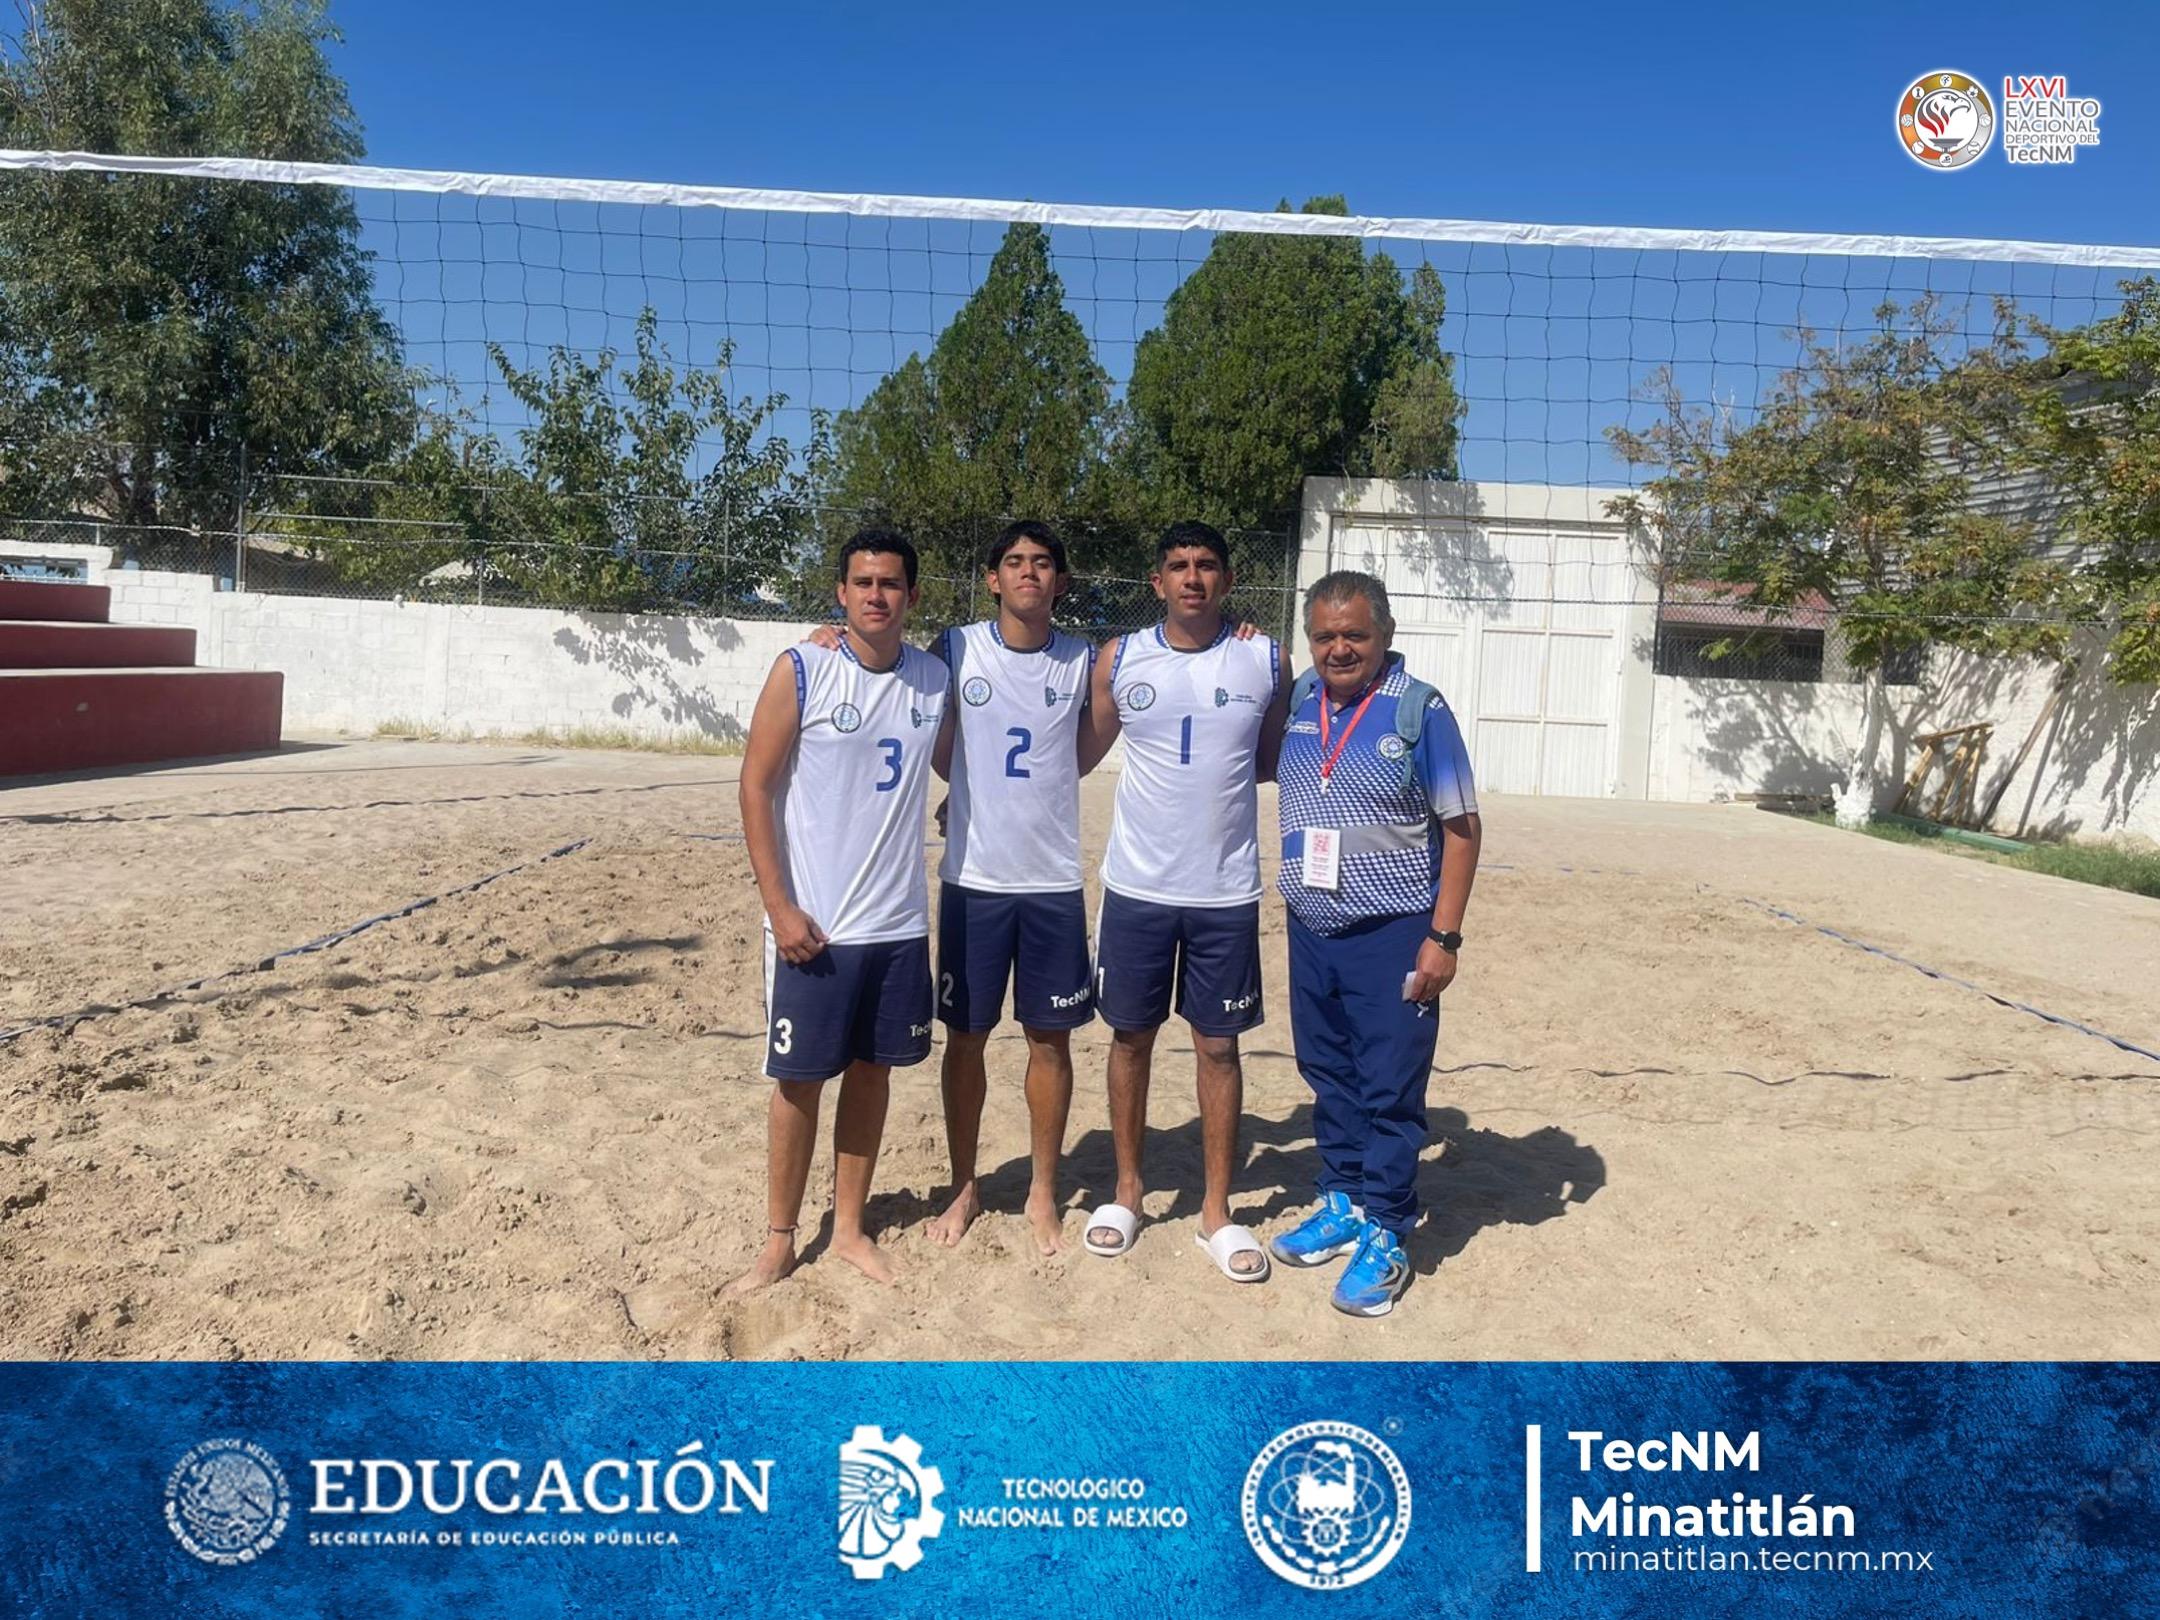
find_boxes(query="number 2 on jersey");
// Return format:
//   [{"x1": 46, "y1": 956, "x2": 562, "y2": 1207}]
[
  {"x1": 1004, "y1": 726, "x2": 1031, "y2": 778},
  {"x1": 875, "y1": 737, "x2": 902, "y2": 791}
]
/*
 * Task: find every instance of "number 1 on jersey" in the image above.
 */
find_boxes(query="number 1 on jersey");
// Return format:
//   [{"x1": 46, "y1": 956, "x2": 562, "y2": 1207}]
[{"x1": 1178, "y1": 715, "x2": 1193, "y2": 765}]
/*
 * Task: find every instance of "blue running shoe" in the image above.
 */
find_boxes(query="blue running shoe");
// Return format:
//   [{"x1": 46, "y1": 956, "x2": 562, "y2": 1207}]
[
  {"x1": 1331, "y1": 1225, "x2": 1411, "y2": 1317},
  {"x1": 1269, "y1": 1191, "x2": 1366, "y2": 1268}
]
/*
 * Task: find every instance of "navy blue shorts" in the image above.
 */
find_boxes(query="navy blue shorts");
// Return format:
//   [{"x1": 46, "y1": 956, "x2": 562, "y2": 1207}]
[
  {"x1": 763, "y1": 935, "x2": 934, "y2": 1082},
  {"x1": 937, "y1": 884, "x2": 1095, "y2": 1034},
  {"x1": 1094, "y1": 889, "x2": 1264, "y2": 1037}
]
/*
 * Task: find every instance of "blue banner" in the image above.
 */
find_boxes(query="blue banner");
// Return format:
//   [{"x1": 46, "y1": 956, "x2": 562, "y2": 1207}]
[{"x1": 3, "y1": 1362, "x2": 2154, "y2": 1616}]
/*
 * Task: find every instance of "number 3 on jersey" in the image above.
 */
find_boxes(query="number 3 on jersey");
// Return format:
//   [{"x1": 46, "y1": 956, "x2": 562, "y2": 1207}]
[{"x1": 875, "y1": 737, "x2": 902, "y2": 791}]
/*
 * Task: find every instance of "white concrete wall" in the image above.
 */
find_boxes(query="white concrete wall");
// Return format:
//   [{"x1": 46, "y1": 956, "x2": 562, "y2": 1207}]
[
  {"x1": 1646, "y1": 636, "x2": 2160, "y2": 844},
  {"x1": 1292, "y1": 483, "x2": 2158, "y2": 846},
  {"x1": 1, "y1": 540, "x2": 816, "y2": 744},
  {"x1": 15, "y1": 532, "x2": 2153, "y2": 842}
]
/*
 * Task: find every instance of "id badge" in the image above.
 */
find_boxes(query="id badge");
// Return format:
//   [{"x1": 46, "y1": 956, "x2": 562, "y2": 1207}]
[{"x1": 1302, "y1": 827, "x2": 1342, "y2": 891}]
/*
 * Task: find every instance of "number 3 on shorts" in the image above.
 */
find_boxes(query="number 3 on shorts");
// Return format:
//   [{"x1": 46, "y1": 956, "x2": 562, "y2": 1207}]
[{"x1": 771, "y1": 1017, "x2": 793, "y2": 1055}]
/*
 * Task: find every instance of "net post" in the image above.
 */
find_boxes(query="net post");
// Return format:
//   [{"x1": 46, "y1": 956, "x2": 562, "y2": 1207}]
[{"x1": 233, "y1": 445, "x2": 248, "y2": 593}]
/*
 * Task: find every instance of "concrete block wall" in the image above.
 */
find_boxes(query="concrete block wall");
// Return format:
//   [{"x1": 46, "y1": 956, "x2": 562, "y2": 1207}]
[{"x1": 1645, "y1": 634, "x2": 2159, "y2": 843}]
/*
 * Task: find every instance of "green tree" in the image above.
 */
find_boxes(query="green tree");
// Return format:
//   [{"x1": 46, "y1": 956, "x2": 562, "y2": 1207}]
[
  {"x1": 1124, "y1": 197, "x2": 1461, "y2": 538},
  {"x1": 827, "y1": 222, "x2": 1112, "y2": 622},
  {"x1": 2019, "y1": 277, "x2": 2160, "y2": 684},
  {"x1": 294, "y1": 310, "x2": 831, "y2": 612},
  {"x1": 0, "y1": 0, "x2": 412, "y2": 534},
  {"x1": 1607, "y1": 296, "x2": 2071, "y2": 817}
]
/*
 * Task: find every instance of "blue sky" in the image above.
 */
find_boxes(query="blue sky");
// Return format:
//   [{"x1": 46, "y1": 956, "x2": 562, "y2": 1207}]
[
  {"x1": 333, "y1": 0, "x2": 2152, "y2": 245},
  {"x1": 304, "y1": 1, "x2": 2157, "y2": 492}
]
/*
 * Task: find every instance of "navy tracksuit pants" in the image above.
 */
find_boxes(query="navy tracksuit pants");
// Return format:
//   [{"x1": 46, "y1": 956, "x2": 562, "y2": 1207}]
[{"x1": 1285, "y1": 908, "x2": 1442, "y2": 1238}]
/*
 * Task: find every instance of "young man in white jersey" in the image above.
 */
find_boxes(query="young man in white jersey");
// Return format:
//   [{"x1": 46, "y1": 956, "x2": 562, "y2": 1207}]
[
  {"x1": 729, "y1": 528, "x2": 949, "y2": 1294},
  {"x1": 1081, "y1": 520, "x2": 1295, "y2": 1282},
  {"x1": 927, "y1": 520, "x2": 1107, "y2": 1254}
]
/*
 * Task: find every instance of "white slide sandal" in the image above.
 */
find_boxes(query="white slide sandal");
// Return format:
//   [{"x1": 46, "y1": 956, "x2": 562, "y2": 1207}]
[
  {"x1": 1195, "y1": 1222, "x2": 1271, "y2": 1283},
  {"x1": 1083, "y1": 1202, "x2": 1140, "y2": 1258}
]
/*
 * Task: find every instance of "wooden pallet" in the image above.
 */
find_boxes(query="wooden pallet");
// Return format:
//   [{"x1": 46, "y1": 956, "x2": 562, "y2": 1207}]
[{"x1": 1891, "y1": 723, "x2": 1994, "y2": 827}]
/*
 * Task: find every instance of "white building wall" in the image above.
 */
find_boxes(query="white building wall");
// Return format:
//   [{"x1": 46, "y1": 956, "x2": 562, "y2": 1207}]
[{"x1": 1297, "y1": 483, "x2": 2159, "y2": 845}]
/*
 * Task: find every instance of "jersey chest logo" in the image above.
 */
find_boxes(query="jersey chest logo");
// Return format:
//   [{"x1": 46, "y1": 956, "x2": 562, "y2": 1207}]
[
  {"x1": 832, "y1": 703, "x2": 863, "y2": 733},
  {"x1": 962, "y1": 677, "x2": 993, "y2": 706},
  {"x1": 1123, "y1": 682, "x2": 1157, "y2": 712}
]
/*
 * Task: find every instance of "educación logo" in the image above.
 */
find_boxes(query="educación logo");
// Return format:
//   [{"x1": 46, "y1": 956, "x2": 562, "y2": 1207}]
[
  {"x1": 1241, "y1": 1421, "x2": 1411, "y2": 1590},
  {"x1": 165, "y1": 1439, "x2": 292, "y2": 1566},
  {"x1": 836, "y1": 1426, "x2": 945, "y2": 1580}
]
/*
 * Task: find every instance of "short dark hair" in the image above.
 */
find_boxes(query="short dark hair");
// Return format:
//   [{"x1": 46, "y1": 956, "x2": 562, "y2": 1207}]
[
  {"x1": 836, "y1": 526, "x2": 919, "y2": 589},
  {"x1": 986, "y1": 519, "x2": 1069, "y2": 575},
  {"x1": 1156, "y1": 519, "x2": 1230, "y2": 569}
]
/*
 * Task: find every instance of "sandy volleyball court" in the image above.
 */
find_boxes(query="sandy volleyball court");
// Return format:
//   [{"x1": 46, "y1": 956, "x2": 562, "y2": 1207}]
[{"x1": 2, "y1": 739, "x2": 2155, "y2": 1361}]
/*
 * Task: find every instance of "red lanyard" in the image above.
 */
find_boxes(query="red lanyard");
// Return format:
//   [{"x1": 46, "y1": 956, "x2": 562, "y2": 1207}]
[{"x1": 1318, "y1": 681, "x2": 1382, "y2": 786}]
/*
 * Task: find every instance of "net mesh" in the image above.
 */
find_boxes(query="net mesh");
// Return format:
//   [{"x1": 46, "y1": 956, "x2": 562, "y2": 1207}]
[{"x1": 0, "y1": 155, "x2": 2153, "y2": 673}]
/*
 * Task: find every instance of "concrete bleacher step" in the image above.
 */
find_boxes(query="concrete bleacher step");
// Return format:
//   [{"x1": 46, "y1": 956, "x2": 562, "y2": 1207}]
[
  {"x1": 0, "y1": 578, "x2": 112, "y2": 624},
  {"x1": 0, "y1": 619, "x2": 198, "y2": 669},
  {"x1": 0, "y1": 667, "x2": 285, "y2": 776}
]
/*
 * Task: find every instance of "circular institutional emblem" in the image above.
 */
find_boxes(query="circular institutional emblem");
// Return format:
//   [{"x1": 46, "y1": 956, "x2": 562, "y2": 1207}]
[
  {"x1": 1242, "y1": 1421, "x2": 1411, "y2": 1590},
  {"x1": 837, "y1": 1425, "x2": 946, "y2": 1580},
  {"x1": 1123, "y1": 682, "x2": 1157, "y2": 712},
  {"x1": 165, "y1": 1438, "x2": 291, "y2": 1566},
  {"x1": 961, "y1": 676, "x2": 994, "y2": 707},
  {"x1": 1899, "y1": 70, "x2": 1995, "y2": 169},
  {"x1": 832, "y1": 702, "x2": 863, "y2": 733},
  {"x1": 1377, "y1": 733, "x2": 1408, "y2": 761}
]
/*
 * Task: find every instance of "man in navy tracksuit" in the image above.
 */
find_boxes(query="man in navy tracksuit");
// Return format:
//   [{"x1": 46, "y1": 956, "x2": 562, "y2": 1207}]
[{"x1": 1270, "y1": 570, "x2": 1482, "y2": 1317}]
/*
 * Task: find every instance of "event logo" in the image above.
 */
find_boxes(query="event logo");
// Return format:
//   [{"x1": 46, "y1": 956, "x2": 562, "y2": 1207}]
[
  {"x1": 165, "y1": 1439, "x2": 291, "y2": 1566},
  {"x1": 1123, "y1": 683, "x2": 1157, "y2": 712},
  {"x1": 832, "y1": 703, "x2": 863, "y2": 734},
  {"x1": 2001, "y1": 74, "x2": 2102, "y2": 164},
  {"x1": 962, "y1": 677, "x2": 994, "y2": 707},
  {"x1": 1044, "y1": 684, "x2": 1061, "y2": 708},
  {"x1": 1377, "y1": 733, "x2": 1409, "y2": 761},
  {"x1": 1241, "y1": 1422, "x2": 1411, "y2": 1590},
  {"x1": 1898, "y1": 70, "x2": 1995, "y2": 169},
  {"x1": 837, "y1": 1426, "x2": 945, "y2": 1580}
]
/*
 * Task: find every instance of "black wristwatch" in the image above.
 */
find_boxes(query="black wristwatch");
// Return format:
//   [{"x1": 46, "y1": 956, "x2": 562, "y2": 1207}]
[{"x1": 1428, "y1": 927, "x2": 1463, "y2": 952}]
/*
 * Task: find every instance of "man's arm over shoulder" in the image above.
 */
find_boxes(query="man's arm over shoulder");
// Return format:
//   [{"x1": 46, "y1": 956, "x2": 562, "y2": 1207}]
[
  {"x1": 1077, "y1": 635, "x2": 1122, "y2": 776},
  {"x1": 1257, "y1": 638, "x2": 1297, "y2": 783}
]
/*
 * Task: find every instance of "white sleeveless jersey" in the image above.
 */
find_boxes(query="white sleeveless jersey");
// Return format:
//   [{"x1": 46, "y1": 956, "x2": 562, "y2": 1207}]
[
  {"x1": 1100, "y1": 624, "x2": 1281, "y2": 907},
  {"x1": 774, "y1": 639, "x2": 950, "y2": 943},
  {"x1": 936, "y1": 621, "x2": 1093, "y2": 893}
]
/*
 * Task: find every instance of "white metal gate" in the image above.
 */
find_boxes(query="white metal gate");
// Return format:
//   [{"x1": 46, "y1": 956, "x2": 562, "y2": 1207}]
[{"x1": 1310, "y1": 485, "x2": 1640, "y2": 798}]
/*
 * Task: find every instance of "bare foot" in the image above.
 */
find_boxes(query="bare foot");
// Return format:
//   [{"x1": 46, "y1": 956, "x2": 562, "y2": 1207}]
[
  {"x1": 829, "y1": 1229, "x2": 899, "y2": 1285},
  {"x1": 724, "y1": 1236, "x2": 798, "y2": 1296},
  {"x1": 926, "y1": 1181, "x2": 982, "y2": 1248},
  {"x1": 1025, "y1": 1191, "x2": 1066, "y2": 1256}
]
